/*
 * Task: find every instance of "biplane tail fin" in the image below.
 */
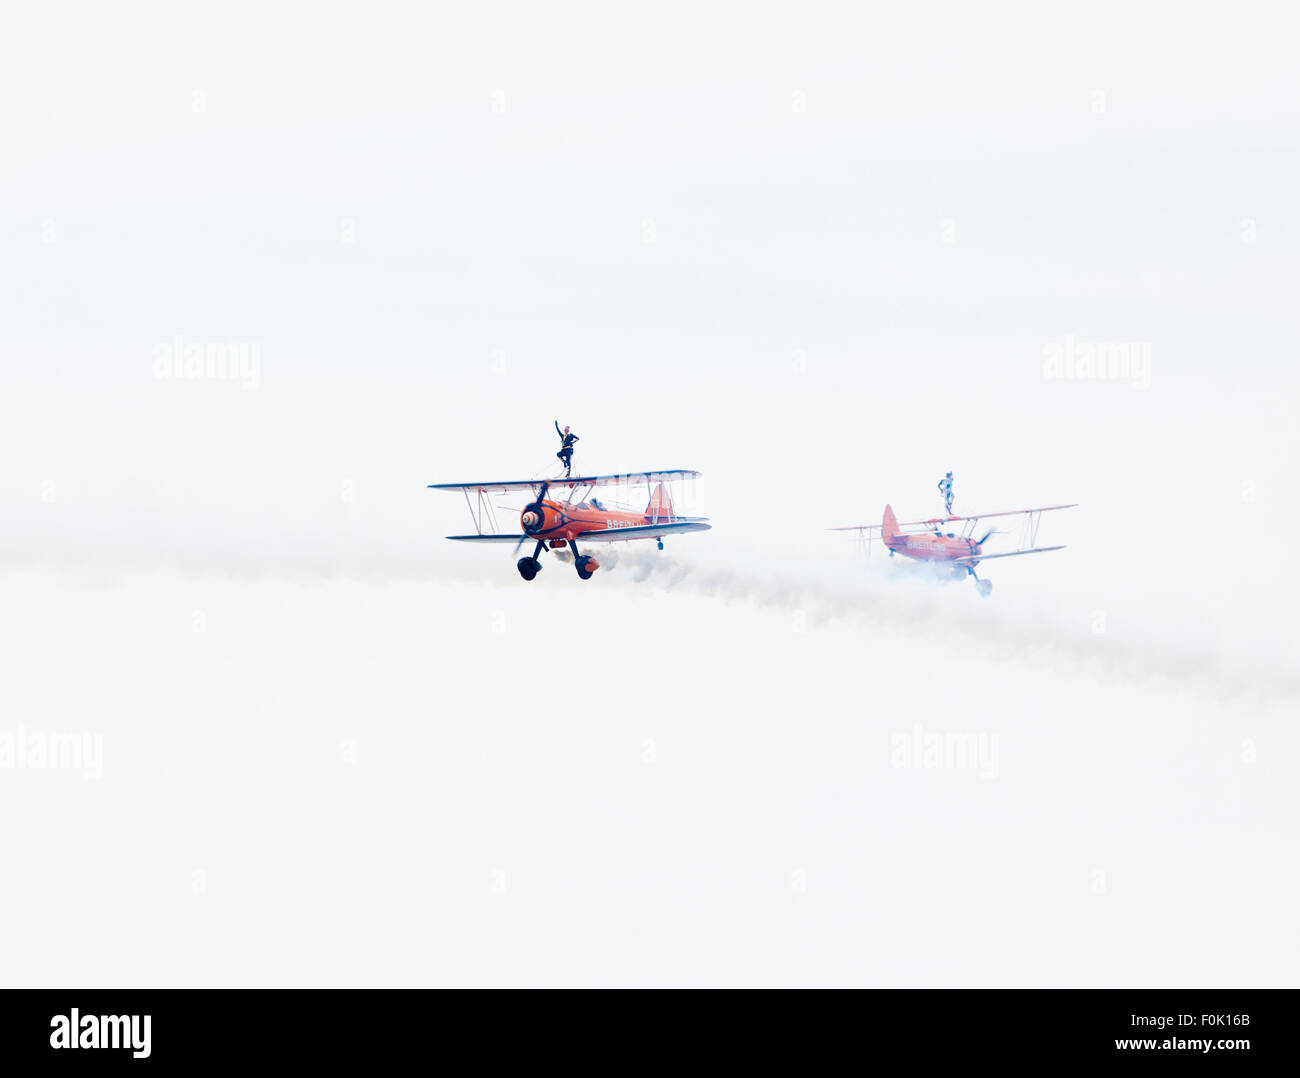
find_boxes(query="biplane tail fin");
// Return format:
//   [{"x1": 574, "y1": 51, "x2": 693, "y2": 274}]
[
  {"x1": 882, "y1": 504, "x2": 900, "y2": 545},
  {"x1": 645, "y1": 482, "x2": 674, "y2": 523}
]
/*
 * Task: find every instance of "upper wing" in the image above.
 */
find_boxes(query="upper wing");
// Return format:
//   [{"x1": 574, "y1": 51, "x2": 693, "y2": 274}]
[
  {"x1": 429, "y1": 470, "x2": 702, "y2": 494},
  {"x1": 830, "y1": 504, "x2": 1077, "y2": 532},
  {"x1": 952, "y1": 545, "x2": 1066, "y2": 563},
  {"x1": 892, "y1": 504, "x2": 1077, "y2": 527},
  {"x1": 580, "y1": 521, "x2": 712, "y2": 543}
]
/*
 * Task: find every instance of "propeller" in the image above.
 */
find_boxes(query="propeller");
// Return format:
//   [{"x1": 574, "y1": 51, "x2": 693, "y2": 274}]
[
  {"x1": 975, "y1": 526, "x2": 999, "y2": 546},
  {"x1": 514, "y1": 482, "x2": 550, "y2": 556}
]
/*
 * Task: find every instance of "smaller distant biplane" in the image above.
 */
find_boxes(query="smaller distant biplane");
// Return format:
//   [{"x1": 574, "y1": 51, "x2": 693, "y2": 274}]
[
  {"x1": 428, "y1": 470, "x2": 710, "y2": 581},
  {"x1": 831, "y1": 501, "x2": 1076, "y2": 596}
]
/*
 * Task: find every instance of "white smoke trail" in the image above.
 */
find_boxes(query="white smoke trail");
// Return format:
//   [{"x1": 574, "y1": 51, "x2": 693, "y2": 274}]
[
  {"x1": 4, "y1": 530, "x2": 1292, "y2": 709},
  {"x1": 595, "y1": 548, "x2": 1297, "y2": 709}
]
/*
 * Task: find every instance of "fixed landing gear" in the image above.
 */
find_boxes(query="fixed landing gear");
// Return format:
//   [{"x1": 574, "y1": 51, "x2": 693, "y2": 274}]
[
  {"x1": 965, "y1": 565, "x2": 993, "y2": 597},
  {"x1": 656, "y1": 539, "x2": 664, "y2": 550},
  {"x1": 517, "y1": 538, "x2": 600, "y2": 581},
  {"x1": 569, "y1": 539, "x2": 598, "y2": 580},
  {"x1": 517, "y1": 539, "x2": 545, "y2": 581}
]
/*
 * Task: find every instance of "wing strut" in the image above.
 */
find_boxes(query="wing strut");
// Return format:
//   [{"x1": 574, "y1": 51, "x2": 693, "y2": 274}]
[{"x1": 462, "y1": 487, "x2": 502, "y2": 535}]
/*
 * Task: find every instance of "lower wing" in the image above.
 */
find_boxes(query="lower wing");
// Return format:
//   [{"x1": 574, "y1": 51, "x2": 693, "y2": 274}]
[
  {"x1": 953, "y1": 545, "x2": 1065, "y2": 564},
  {"x1": 580, "y1": 521, "x2": 712, "y2": 543},
  {"x1": 445, "y1": 521, "x2": 711, "y2": 544}
]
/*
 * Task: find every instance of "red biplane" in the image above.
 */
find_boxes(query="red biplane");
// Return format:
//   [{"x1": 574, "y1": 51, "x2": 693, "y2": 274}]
[
  {"x1": 831, "y1": 502, "x2": 1076, "y2": 596},
  {"x1": 428, "y1": 470, "x2": 710, "y2": 581}
]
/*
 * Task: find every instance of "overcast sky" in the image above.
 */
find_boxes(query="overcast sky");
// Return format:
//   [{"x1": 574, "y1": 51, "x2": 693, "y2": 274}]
[{"x1": 2, "y1": 1, "x2": 1296, "y2": 986}]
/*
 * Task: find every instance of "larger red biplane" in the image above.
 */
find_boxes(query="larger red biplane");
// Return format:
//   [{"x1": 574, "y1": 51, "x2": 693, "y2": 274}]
[{"x1": 428, "y1": 470, "x2": 709, "y2": 581}]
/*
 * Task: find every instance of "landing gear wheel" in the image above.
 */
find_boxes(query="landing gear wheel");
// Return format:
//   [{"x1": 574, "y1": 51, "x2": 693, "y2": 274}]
[
  {"x1": 656, "y1": 539, "x2": 664, "y2": 550},
  {"x1": 575, "y1": 555, "x2": 596, "y2": 580},
  {"x1": 517, "y1": 557, "x2": 541, "y2": 581},
  {"x1": 976, "y1": 579, "x2": 992, "y2": 597}
]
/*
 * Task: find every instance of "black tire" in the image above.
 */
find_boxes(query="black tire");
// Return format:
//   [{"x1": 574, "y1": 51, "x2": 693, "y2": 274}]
[
  {"x1": 517, "y1": 557, "x2": 540, "y2": 581},
  {"x1": 575, "y1": 555, "x2": 595, "y2": 580}
]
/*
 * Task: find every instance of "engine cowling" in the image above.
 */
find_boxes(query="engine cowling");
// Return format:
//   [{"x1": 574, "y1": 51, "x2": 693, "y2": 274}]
[{"x1": 521, "y1": 502, "x2": 557, "y2": 535}]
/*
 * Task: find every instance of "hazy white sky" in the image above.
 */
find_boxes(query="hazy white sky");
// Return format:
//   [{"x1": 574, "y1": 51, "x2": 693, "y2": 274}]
[{"x1": 2, "y1": 1, "x2": 1296, "y2": 986}]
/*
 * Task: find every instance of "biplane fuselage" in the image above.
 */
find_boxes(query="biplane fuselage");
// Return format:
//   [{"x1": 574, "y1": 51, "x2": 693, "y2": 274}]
[
  {"x1": 886, "y1": 530, "x2": 982, "y2": 564},
  {"x1": 521, "y1": 499, "x2": 665, "y2": 546},
  {"x1": 883, "y1": 504, "x2": 982, "y2": 566}
]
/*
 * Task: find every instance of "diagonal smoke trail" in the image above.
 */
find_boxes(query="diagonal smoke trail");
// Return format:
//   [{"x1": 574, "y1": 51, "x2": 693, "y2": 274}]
[
  {"x1": 596, "y1": 548, "x2": 1298, "y2": 710},
  {"x1": 3, "y1": 533, "x2": 1292, "y2": 709}
]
